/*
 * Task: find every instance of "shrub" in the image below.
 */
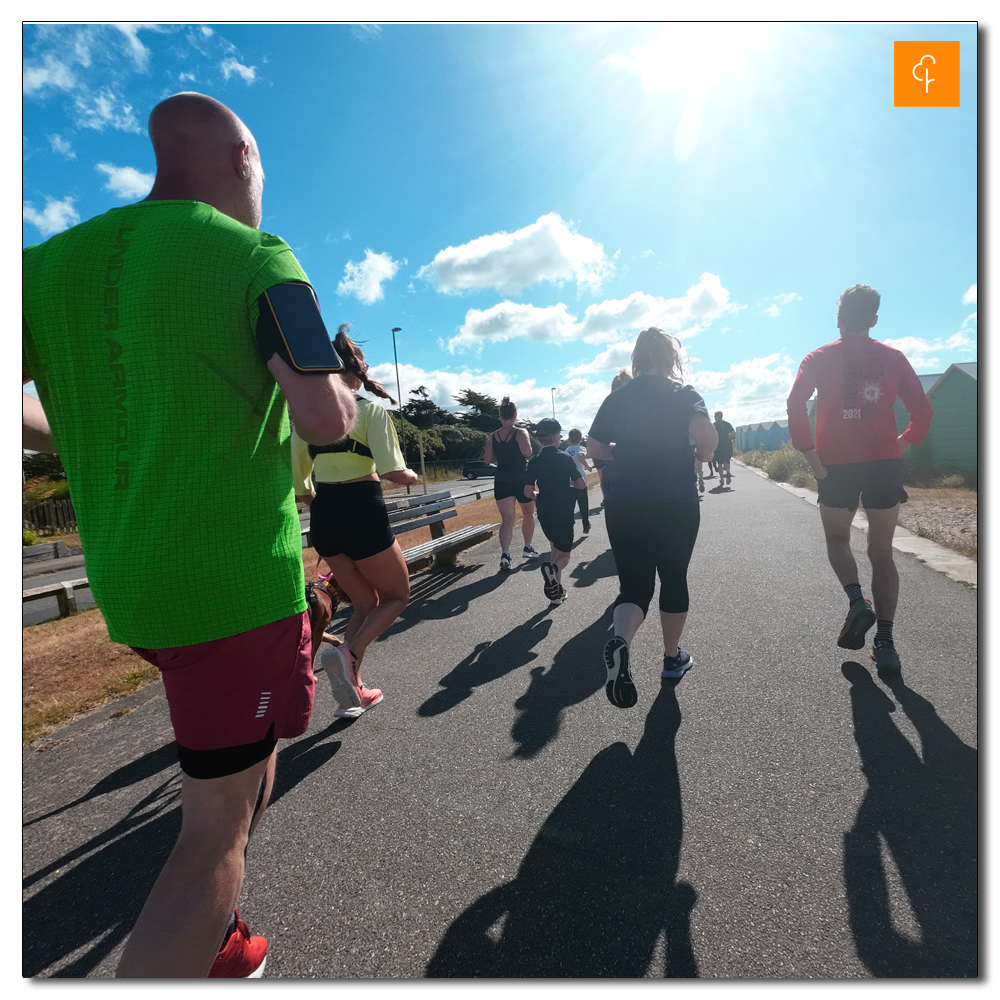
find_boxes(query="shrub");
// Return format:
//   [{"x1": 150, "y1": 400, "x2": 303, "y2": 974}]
[
  {"x1": 736, "y1": 449, "x2": 768, "y2": 470},
  {"x1": 933, "y1": 474, "x2": 967, "y2": 489},
  {"x1": 763, "y1": 442, "x2": 817, "y2": 489},
  {"x1": 23, "y1": 529, "x2": 38, "y2": 546}
]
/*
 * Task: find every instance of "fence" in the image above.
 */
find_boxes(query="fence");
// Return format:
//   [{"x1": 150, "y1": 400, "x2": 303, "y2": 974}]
[{"x1": 25, "y1": 497, "x2": 77, "y2": 535}]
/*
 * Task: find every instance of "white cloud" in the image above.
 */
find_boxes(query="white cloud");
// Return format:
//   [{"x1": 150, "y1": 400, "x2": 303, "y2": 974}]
[
  {"x1": 23, "y1": 196, "x2": 80, "y2": 237},
  {"x1": 687, "y1": 353, "x2": 799, "y2": 425},
  {"x1": 763, "y1": 304, "x2": 781, "y2": 317},
  {"x1": 450, "y1": 273, "x2": 741, "y2": 354},
  {"x1": 418, "y1": 213, "x2": 614, "y2": 295},
  {"x1": 641, "y1": 249, "x2": 655, "y2": 257},
  {"x1": 48, "y1": 134, "x2": 75, "y2": 158},
  {"x1": 23, "y1": 54, "x2": 76, "y2": 94},
  {"x1": 963, "y1": 283, "x2": 977, "y2": 305},
  {"x1": 773, "y1": 292, "x2": 801, "y2": 305},
  {"x1": 352, "y1": 24, "x2": 383, "y2": 40},
  {"x1": 882, "y1": 317, "x2": 977, "y2": 371},
  {"x1": 201, "y1": 26, "x2": 214, "y2": 36},
  {"x1": 74, "y1": 90, "x2": 140, "y2": 132},
  {"x1": 337, "y1": 250, "x2": 401, "y2": 304},
  {"x1": 96, "y1": 162, "x2": 154, "y2": 199},
  {"x1": 221, "y1": 58, "x2": 256, "y2": 83},
  {"x1": 178, "y1": 71, "x2": 197, "y2": 82},
  {"x1": 113, "y1": 23, "x2": 154, "y2": 71},
  {"x1": 364, "y1": 361, "x2": 620, "y2": 435}
]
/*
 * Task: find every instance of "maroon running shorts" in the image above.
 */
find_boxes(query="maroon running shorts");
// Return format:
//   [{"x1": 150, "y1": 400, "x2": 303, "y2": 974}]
[{"x1": 132, "y1": 612, "x2": 314, "y2": 762}]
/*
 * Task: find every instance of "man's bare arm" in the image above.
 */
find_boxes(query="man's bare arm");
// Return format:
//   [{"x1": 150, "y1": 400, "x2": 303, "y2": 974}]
[
  {"x1": 23, "y1": 376, "x2": 56, "y2": 453},
  {"x1": 586, "y1": 437, "x2": 613, "y2": 462},
  {"x1": 267, "y1": 355, "x2": 357, "y2": 445}
]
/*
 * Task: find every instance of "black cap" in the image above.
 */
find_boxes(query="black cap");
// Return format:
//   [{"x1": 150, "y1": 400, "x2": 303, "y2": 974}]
[{"x1": 535, "y1": 418, "x2": 561, "y2": 437}]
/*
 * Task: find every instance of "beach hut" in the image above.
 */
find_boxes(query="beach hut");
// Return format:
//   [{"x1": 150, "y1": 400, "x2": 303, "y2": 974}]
[
  {"x1": 735, "y1": 419, "x2": 791, "y2": 452},
  {"x1": 895, "y1": 362, "x2": 977, "y2": 472}
]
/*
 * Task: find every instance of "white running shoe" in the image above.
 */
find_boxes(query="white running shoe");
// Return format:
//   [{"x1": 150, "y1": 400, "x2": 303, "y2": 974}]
[
  {"x1": 523, "y1": 544, "x2": 540, "y2": 560},
  {"x1": 321, "y1": 643, "x2": 361, "y2": 710}
]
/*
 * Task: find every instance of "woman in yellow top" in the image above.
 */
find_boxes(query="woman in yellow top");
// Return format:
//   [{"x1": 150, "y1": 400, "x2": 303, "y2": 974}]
[{"x1": 293, "y1": 326, "x2": 419, "y2": 718}]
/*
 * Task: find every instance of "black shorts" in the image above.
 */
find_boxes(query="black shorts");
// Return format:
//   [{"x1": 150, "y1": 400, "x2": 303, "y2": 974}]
[
  {"x1": 495, "y1": 478, "x2": 532, "y2": 503},
  {"x1": 592, "y1": 458, "x2": 608, "y2": 470},
  {"x1": 537, "y1": 500, "x2": 575, "y2": 553},
  {"x1": 817, "y1": 459, "x2": 908, "y2": 511},
  {"x1": 310, "y1": 480, "x2": 395, "y2": 560}
]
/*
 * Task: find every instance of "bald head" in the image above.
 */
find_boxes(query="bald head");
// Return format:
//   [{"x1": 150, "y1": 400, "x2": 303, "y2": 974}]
[{"x1": 145, "y1": 92, "x2": 264, "y2": 228}]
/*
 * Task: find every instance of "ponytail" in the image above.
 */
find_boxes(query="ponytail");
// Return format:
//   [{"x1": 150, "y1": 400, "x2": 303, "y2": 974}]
[{"x1": 333, "y1": 325, "x2": 396, "y2": 404}]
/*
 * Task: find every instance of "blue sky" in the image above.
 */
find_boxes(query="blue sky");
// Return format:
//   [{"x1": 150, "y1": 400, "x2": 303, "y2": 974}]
[{"x1": 22, "y1": 22, "x2": 977, "y2": 431}]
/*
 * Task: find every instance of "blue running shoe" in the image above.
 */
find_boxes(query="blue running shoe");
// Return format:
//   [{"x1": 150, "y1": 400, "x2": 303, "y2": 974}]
[{"x1": 661, "y1": 648, "x2": 693, "y2": 679}]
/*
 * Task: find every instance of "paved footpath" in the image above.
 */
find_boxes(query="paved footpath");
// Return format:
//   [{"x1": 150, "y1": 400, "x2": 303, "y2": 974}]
[{"x1": 22, "y1": 468, "x2": 978, "y2": 978}]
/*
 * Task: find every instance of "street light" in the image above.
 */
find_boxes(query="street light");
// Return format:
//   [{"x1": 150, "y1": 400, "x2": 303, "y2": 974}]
[
  {"x1": 551, "y1": 387, "x2": 556, "y2": 419},
  {"x1": 391, "y1": 327, "x2": 409, "y2": 495}
]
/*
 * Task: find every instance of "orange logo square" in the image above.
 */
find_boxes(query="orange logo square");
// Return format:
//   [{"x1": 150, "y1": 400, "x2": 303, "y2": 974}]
[{"x1": 894, "y1": 41, "x2": 960, "y2": 107}]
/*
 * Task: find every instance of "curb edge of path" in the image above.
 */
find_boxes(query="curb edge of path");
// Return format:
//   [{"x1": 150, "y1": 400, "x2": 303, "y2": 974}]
[{"x1": 733, "y1": 460, "x2": 977, "y2": 589}]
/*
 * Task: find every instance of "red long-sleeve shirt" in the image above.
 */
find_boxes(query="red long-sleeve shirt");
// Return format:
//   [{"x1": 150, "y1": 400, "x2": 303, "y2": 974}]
[{"x1": 786, "y1": 336, "x2": 934, "y2": 465}]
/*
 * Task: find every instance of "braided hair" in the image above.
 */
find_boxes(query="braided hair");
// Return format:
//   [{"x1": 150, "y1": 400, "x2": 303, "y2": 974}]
[{"x1": 333, "y1": 325, "x2": 396, "y2": 404}]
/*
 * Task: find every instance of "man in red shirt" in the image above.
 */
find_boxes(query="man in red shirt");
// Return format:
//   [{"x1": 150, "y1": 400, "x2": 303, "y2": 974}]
[{"x1": 786, "y1": 285, "x2": 933, "y2": 672}]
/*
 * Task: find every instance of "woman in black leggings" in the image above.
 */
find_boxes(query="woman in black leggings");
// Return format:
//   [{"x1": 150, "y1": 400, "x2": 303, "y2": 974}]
[{"x1": 587, "y1": 328, "x2": 718, "y2": 708}]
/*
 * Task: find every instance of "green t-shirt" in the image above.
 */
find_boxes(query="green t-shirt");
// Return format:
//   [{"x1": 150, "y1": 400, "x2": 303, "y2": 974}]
[{"x1": 23, "y1": 200, "x2": 308, "y2": 648}]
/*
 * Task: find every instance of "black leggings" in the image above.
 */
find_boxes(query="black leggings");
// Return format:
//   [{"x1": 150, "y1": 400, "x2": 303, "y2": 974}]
[
  {"x1": 604, "y1": 500, "x2": 700, "y2": 616},
  {"x1": 573, "y1": 487, "x2": 590, "y2": 527}
]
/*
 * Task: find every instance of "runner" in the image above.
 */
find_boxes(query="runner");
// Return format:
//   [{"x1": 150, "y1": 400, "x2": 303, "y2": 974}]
[
  {"x1": 524, "y1": 419, "x2": 587, "y2": 606},
  {"x1": 292, "y1": 327, "x2": 419, "y2": 718},
  {"x1": 787, "y1": 284, "x2": 933, "y2": 672},
  {"x1": 712, "y1": 410, "x2": 736, "y2": 486},
  {"x1": 563, "y1": 428, "x2": 592, "y2": 534},
  {"x1": 587, "y1": 329, "x2": 717, "y2": 708},
  {"x1": 484, "y1": 397, "x2": 539, "y2": 570},
  {"x1": 22, "y1": 92, "x2": 357, "y2": 977}
]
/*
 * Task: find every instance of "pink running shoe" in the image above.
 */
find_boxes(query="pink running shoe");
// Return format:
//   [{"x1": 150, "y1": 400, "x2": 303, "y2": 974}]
[
  {"x1": 333, "y1": 685, "x2": 384, "y2": 719},
  {"x1": 208, "y1": 911, "x2": 268, "y2": 978}
]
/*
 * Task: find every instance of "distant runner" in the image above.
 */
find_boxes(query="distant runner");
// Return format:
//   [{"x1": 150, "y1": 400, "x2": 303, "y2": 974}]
[
  {"x1": 484, "y1": 396, "x2": 539, "y2": 570},
  {"x1": 524, "y1": 418, "x2": 587, "y2": 607},
  {"x1": 786, "y1": 284, "x2": 934, "y2": 672},
  {"x1": 563, "y1": 428, "x2": 592, "y2": 534},
  {"x1": 712, "y1": 411, "x2": 736, "y2": 486}
]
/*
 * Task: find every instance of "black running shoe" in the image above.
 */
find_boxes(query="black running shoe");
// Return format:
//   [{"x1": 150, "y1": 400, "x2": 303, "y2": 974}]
[
  {"x1": 604, "y1": 636, "x2": 637, "y2": 708},
  {"x1": 837, "y1": 599, "x2": 876, "y2": 650},
  {"x1": 540, "y1": 561, "x2": 561, "y2": 601}
]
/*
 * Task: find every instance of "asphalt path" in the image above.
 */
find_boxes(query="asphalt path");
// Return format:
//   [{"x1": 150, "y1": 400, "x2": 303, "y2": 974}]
[{"x1": 22, "y1": 469, "x2": 978, "y2": 978}]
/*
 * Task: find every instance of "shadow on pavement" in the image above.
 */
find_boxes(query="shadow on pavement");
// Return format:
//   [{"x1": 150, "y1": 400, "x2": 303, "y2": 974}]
[
  {"x1": 418, "y1": 611, "x2": 553, "y2": 717},
  {"x1": 378, "y1": 566, "x2": 511, "y2": 642},
  {"x1": 840, "y1": 662, "x2": 977, "y2": 977},
  {"x1": 509, "y1": 605, "x2": 614, "y2": 759},
  {"x1": 22, "y1": 730, "x2": 342, "y2": 977},
  {"x1": 567, "y1": 548, "x2": 617, "y2": 589},
  {"x1": 426, "y1": 681, "x2": 698, "y2": 977}
]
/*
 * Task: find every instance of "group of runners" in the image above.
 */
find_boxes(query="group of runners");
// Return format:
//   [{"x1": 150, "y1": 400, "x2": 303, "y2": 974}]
[{"x1": 22, "y1": 90, "x2": 934, "y2": 978}]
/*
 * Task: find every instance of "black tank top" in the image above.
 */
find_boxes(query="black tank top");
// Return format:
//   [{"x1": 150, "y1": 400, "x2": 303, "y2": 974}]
[{"x1": 493, "y1": 426, "x2": 527, "y2": 480}]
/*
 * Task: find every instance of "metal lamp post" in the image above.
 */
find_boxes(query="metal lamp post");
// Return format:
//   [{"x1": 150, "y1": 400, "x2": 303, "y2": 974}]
[
  {"x1": 391, "y1": 327, "x2": 409, "y2": 495},
  {"x1": 551, "y1": 388, "x2": 556, "y2": 419}
]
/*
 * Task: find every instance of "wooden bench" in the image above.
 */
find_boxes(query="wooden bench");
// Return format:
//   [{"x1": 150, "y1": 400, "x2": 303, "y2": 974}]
[
  {"x1": 301, "y1": 489, "x2": 499, "y2": 570},
  {"x1": 22, "y1": 577, "x2": 89, "y2": 618}
]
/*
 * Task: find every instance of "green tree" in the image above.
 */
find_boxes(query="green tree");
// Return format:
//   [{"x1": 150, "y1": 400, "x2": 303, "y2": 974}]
[
  {"x1": 453, "y1": 388, "x2": 501, "y2": 432},
  {"x1": 435, "y1": 425, "x2": 489, "y2": 461},
  {"x1": 387, "y1": 414, "x2": 445, "y2": 463},
  {"x1": 401, "y1": 386, "x2": 456, "y2": 429}
]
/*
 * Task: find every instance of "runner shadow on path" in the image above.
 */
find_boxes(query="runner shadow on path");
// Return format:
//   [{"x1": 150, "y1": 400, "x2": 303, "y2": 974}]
[
  {"x1": 426, "y1": 681, "x2": 698, "y2": 977},
  {"x1": 840, "y1": 662, "x2": 977, "y2": 977},
  {"x1": 22, "y1": 726, "x2": 343, "y2": 978},
  {"x1": 510, "y1": 605, "x2": 614, "y2": 759},
  {"x1": 567, "y1": 548, "x2": 617, "y2": 589},
  {"x1": 418, "y1": 611, "x2": 553, "y2": 717}
]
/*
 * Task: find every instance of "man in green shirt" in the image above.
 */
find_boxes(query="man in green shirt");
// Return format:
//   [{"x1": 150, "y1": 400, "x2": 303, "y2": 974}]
[{"x1": 23, "y1": 93, "x2": 356, "y2": 977}]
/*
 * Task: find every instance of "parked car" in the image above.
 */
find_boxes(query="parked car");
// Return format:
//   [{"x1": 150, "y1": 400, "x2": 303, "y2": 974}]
[{"x1": 462, "y1": 461, "x2": 497, "y2": 480}]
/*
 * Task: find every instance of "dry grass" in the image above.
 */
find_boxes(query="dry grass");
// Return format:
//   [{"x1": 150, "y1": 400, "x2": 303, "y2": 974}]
[
  {"x1": 896, "y1": 486, "x2": 978, "y2": 560},
  {"x1": 23, "y1": 609, "x2": 156, "y2": 745}
]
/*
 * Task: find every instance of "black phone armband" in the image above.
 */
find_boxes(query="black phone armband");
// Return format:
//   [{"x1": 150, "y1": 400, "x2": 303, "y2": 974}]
[{"x1": 256, "y1": 282, "x2": 344, "y2": 373}]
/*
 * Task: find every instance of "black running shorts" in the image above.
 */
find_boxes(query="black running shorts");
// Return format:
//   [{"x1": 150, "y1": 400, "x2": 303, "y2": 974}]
[
  {"x1": 310, "y1": 480, "x2": 395, "y2": 560},
  {"x1": 537, "y1": 502, "x2": 575, "y2": 554},
  {"x1": 494, "y1": 478, "x2": 533, "y2": 503},
  {"x1": 817, "y1": 459, "x2": 908, "y2": 511}
]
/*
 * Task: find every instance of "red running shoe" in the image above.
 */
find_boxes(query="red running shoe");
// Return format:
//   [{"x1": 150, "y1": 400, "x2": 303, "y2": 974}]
[{"x1": 208, "y1": 911, "x2": 268, "y2": 978}]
